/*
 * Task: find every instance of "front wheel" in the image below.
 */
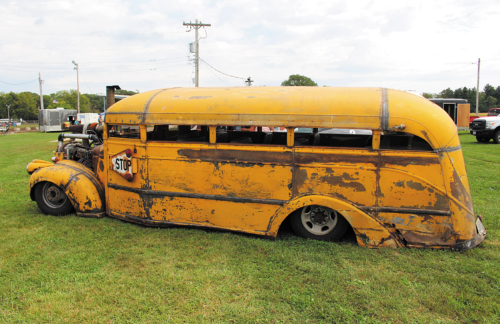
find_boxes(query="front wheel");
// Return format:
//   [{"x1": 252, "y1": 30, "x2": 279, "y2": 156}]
[
  {"x1": 493, "y1": 129, "x2": 500, "y2": 144},
  {"x1": 290, "y1": 205, "x2": 348, "y2": 241},
  {"x1": 34, "y1": 182, "x2": 74, "y2": 216}
]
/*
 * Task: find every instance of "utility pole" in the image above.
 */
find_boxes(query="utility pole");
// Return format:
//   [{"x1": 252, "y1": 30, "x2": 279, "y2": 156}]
[
  {"x1": 6, "y1": 105, "x2": 10, "y2": 123},
  {"x1": 183, "y1": 19, "x2": 211, "y2": 87},
  {"x1": 476, "y1": 58, "x2": 480, "y2": 116},
  {"x1": 39, "y1": 72, "x2": 44, "y2": 110},
  {"x1": 72, "y1": 60, "x2": 80, "y2": 113}
]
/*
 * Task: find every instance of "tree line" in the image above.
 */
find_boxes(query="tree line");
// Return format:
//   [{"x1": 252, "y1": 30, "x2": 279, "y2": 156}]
[
  {"x1": 0, "y1": 89, "x2": 137, "y2": 121},
  {"x1": 423, "y1": 84, "x2": 500, "y2": 113},
  {"x1": 2, "y1": 80, "x2": 499, "y2": 120}
]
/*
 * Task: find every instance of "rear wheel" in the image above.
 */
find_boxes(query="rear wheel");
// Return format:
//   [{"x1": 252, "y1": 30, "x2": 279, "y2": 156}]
[
  {"x1": 34, "y1": 182, "x2": 74, "y2": 216},
  {"x1": 290, "y1": 205, "x2": 348, "y2": 241},
  {"x1": 476, "y1": 136, "x2": 490, "y2": 143},
  {"x1": 493, "y1": 129, "x2": 500, "y2": 144}
]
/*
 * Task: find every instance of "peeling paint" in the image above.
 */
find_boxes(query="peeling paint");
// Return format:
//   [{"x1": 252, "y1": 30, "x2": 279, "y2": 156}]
[{"x1": 188, "y1": 96, "x2": 212, "y2": 100}]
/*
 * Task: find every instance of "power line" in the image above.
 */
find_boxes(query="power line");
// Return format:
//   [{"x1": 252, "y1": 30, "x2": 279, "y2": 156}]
[
  {"x1": 0, "y1": 28, "x2": 185, "y2": 37},
  {"x1": 78, "y1": 69, "x2": 93, "y2": 93},
  {"x1": 1, "y1": 43, "x2": 172, "y2": 52},
  {"x1": 0, "y1": 78, "x2": 38, "y2": 85},
  {"x1": 0, "y1": 56, "x2": 188, "y2": 65},
  {"x1": 201, "y1": 61, "x2": 230, "y2": 86},
  {"x1": 200, "y1": 58, "x2": 246, "y2": 80}
]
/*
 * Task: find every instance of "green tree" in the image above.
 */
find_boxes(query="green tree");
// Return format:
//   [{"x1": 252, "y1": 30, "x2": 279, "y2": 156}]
[
  {"x1": 0, "y1": 92, "x2": 39, "y2": 120},
  {"x1": 0, "y1": 92, "x2": 7, "y2": 118},
  {"x1": 51, "y1": 90, "x2": 90, "y2": 112},
  {"x1": 84, "y1": 94, "x2": 105, "y2": 113},
  {"x1": 281, "y1": 74, "x2": 318, "y2": 86},
  {"x1": 438, "y1": 88, "x2": 454, "y2": 98},
  {"x1": 116, "y1": 89, "x2": 139, "y2": 95},
  {"x1": 16, "y1": 92, "x2": 39, "y2": 120},
  {"x1": 422, "y1": 92, "x2": 436, "y2": 99}
]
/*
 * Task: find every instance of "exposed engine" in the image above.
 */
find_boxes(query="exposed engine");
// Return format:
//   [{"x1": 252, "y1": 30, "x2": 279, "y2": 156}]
[{"x1": 57, "y1": 123, "x2": 104, "y2": 170}]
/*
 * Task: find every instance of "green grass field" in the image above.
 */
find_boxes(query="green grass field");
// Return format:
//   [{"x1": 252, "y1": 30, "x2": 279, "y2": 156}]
[{"x1": 0, "y1": 132, "x2": 499, "y2": 323}]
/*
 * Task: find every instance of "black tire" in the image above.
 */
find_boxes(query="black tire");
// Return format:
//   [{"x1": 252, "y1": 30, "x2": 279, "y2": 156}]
[
  {"x1": 34, "y1": 182, "x2": 74, "y2": 216},
  {"x1": 493, "y1": 129, "x2": 500, "y2": 144},
  {"x1": 290, "y1": 205, "x2": 349, "y2": 241},
  {"x1": 476, "y1": 136, "x2": 490, "y2": 143}
]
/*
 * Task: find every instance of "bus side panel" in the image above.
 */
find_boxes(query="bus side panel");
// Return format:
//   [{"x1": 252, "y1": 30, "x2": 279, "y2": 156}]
[
  {"x1": 293, "y1": 166, "x2": 378, "y2": 207},
  {"x1": 147, "y1": 143, "x2": 293, "y2": 200},
  {"x1": 146, "y1": 143, "x2": 293, "y2": 231},
  {"x1": 147, "y1": 197, "x2": 280, "y2": 234},
  {"x1": 108, "y1": 188, "x2": 149, "y2": 219},
  {"x1": 106, "y1": 140, "x2": 148, "y2": 218},
  {"x1": 377, "y1": 152, "x2": 454, "y2": 246},
  {"x1": 293, "y1": 148, "x2": 378, "y2": 207},
  {"x1": 439, "y1": 149, "x2": 476, "y2": 241}
]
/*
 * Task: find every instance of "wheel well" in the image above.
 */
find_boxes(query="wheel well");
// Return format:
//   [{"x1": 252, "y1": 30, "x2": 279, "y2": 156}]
[
  {"x1": 277, "y1": 205, "x2": 354, "y2": 237},
  {"x1": 30, "y1": 181, "x2": 47, "y2": 201}
]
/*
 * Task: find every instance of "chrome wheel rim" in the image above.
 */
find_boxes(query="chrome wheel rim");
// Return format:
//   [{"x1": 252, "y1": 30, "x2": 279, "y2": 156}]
[
  {"x1": 42, "y1": 182, "x2": 68, "y2": 209},
  {"x1": 300, "y1": 205, "x2": 338, "y2": 235}
]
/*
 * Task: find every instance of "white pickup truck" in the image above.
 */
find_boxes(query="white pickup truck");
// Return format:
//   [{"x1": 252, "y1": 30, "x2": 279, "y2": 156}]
[{"x1": 470, "y1": 115, "x2": 500, "y2": 143}]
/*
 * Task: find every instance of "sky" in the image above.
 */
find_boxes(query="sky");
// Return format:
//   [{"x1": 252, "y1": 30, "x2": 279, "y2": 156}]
[{"x1": 0, "y1": 0, "x2": 499, "y2": 96}]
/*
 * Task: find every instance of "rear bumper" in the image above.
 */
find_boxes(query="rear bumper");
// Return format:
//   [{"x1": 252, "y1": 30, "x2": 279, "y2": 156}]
[{"x1": 451, "y1": 218, "x2": 487, "y2": 251}]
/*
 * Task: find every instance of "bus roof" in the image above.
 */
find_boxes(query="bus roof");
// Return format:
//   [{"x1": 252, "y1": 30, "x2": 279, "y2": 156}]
[{"x1": 105, "y1": 87, "x2": 458, "y2": 149}]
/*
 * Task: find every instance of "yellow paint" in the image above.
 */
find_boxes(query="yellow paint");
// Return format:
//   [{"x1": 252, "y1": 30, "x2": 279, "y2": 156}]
[
  {"x1": 29, "y1": 160, "x2": 105, "y2": 217},
  {"x1": 26, "y1": 160, "x2": 53, "y2": 174},
  {"x1": 28, "y1": 87, "x2": 484, "y2": 249}
]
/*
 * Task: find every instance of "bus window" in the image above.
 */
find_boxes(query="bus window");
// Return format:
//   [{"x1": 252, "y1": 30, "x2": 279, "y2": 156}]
[
  {"x1": 108, "y1": 125, "x2": 140, "y2": 139},
  {"x1": 222, "y1": 126, "x2": 286, "y2": 145},
  {"x1": 147, "y1": 125, "x2": 208, "y2": 142},
  {"x1": 380, "y1": 133, "x2": 433, "y2": 151},
  {"x1": 295, "y1": 128, "x2": 373, "y2": 148}
]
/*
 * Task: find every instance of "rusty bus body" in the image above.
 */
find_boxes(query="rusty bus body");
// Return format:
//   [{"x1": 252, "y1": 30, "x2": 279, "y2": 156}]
[{"x1": 27, "y1": 87, "x2": 486, "y2": 250}]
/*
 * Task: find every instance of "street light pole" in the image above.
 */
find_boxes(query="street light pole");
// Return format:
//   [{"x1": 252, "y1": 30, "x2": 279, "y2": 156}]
[{"x1": 72, "y1": 61, "x2": 80, "y2": 113}]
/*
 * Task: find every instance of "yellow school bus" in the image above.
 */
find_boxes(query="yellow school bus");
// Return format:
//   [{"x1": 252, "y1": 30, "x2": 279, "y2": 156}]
[{"x1": 27, "y1": 87, "x2": 486, "y2": 250}]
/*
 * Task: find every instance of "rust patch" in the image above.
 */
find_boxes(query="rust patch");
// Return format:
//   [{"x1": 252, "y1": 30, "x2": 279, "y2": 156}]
[
  {"x1": 421, "y1": 215, "x2": 435, "y2": 223},
  {"x1": 381, "y1": 155, "x2": 439, "y2": 167},
  {"x1": 420, "y1": 130, "x2": 433, "y2": 147},
  {"x1": 296, "y1": 152, "x2": 378, "y2": 165},
  {"x1": 401, "y1": 226, "x2": 456, "y2": 245},
  {"x1": 406, "y1": 180, "x2": 425, "y2": 191},
  {"x1": 320, "y1": 171, "x2": 366, "y2": 192},
  {"x1": 99, "y1": 160, "x2": 104, "y2": 172},
  {"x1": 353, "y1": 230, "x2": 371, "y2": 245},
  {"x1": 450, "y1": 170, "x2": 473, "y2": 213},
  {"x1": 178, "y1": 149, "x2": 293, "y2": 164},
  {"x1": 292, "y1": 168, "x2": 308, "y2": 197},
  {"x1": 188, "y1": 96, "x2": 212, "y2": 100},
  {"x1": 85, "y1": 198, "x2": 93, "y2": 208},
  {"x1": 433, "y1": 192, "x2": 449, "y2": 211},
  {"x1": 395, "y1": 180, "x2": 405, "y2": 188}
]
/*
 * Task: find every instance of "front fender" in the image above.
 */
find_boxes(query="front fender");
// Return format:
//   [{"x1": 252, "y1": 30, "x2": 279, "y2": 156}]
[
  {"x1": 268, "y1": 195, "x2": 402, "y2": 248},
  {"x1": 29, "y1": 160, "x2": 105, "y2": 218}
]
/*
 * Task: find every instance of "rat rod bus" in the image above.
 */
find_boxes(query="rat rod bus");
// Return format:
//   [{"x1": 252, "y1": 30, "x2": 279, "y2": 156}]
[{"x1": 27, "y1": 87, "x2": 486, "y2": 250}]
